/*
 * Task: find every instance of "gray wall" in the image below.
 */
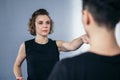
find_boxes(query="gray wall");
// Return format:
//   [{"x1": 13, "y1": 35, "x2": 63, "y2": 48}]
[{"x1": 0, "y1": 0, "x2": 120, "y2": 80}]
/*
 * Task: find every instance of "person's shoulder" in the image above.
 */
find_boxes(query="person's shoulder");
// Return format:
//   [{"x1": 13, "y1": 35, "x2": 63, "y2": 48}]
[
  {"x1": 24, "y1": 38, "x2": 35, "y2": 46},
  {"x1": 48, "y1": 38, "x2": 57, "y2": 44},
  {"x1": 48, "y1": 38, "x2": 56, "y2": 42},
  {"x1": 59, "y1": 52, "x2": 90, "y2": 65},
  {"x1": 48, "y1": 52, "x2": 91, "y2": 80}
]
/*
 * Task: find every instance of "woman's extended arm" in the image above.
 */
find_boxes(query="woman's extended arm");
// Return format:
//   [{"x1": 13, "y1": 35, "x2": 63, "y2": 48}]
[{"x1": 56, "y1": 34, "x2": 89, "y2": 52}]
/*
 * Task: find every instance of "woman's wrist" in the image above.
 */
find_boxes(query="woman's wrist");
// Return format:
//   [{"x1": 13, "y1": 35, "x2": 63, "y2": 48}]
[
  {"x1": 16, "y1": 76, "x2": 23, "y2": 80},
  {"x1": 80, "y1": 36, "x2": 84, "y2": 44}
]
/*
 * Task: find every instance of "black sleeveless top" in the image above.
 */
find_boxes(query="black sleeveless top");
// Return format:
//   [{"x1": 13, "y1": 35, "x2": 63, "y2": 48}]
[{"x1": 25, "y1": 38, "x2": 59, "y2": 80}]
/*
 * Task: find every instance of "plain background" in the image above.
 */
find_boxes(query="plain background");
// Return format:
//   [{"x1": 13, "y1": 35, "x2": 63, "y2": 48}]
[{"x1": 0, "y1": 0, "x2": 120, "y2": 79}]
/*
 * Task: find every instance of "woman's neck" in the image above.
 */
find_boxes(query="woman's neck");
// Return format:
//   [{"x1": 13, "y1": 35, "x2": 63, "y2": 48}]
[{"x1": 35, "y1": 35, "x2": 48, "y2": 44}]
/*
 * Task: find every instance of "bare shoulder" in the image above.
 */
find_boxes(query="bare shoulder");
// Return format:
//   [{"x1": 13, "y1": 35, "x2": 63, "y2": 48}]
[
  {"x1": 56, "y1": 40, "x2": 64, "y2": 51},
  {"x1": 19, "y1": 42, "x2": 25, "y2": 50},
  {"x1": 17, "y1": 42, "x2": 26, "y2": 57},
  {"x1": 56, "y1": 40, "x2": 63, "y2": 47}
]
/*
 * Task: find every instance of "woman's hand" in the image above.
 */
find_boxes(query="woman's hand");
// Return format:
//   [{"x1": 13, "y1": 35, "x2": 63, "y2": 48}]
[{"x1": 81, "y1": 34, "x2": 90, "y2": 44}]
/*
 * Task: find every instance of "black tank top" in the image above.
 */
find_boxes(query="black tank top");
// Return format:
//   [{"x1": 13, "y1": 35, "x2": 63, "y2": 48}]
[{"x1": 25, "y1": 38, "x2": 59, "y2": 80}]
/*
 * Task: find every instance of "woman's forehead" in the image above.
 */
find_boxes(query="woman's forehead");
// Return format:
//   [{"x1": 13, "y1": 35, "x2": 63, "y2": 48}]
[{"x1": 36, "y1": 15, "x2": 50, "y2": 21}]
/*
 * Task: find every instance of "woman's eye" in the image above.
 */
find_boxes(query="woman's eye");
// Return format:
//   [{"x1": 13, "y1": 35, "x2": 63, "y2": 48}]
[
  {"x1": 46, "y1": 21, "x2": 50, "y2": 24},
  {"x1": 38, "y1": 21, "x2": 43, "y2": 24}
]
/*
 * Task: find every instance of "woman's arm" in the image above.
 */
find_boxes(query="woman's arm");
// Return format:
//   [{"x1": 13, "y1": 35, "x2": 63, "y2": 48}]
[
  {"x1": 13, "y1": 43, "x2": 26, "y2": 80},
  {"x1": 56, "y1": 34, "x2": 89, "y2": 52}
]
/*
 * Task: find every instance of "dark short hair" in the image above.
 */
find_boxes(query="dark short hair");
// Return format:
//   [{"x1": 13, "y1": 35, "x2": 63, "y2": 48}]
[
  {"x1": 28, "y1": 9, "x2": 54, "y2": 36},
  {"x1": 82, "y1": 0, "x2": 120, "y2": 29}
]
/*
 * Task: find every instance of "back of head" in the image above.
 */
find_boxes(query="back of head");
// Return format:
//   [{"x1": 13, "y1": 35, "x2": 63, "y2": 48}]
[{"x1": 82, "y1": 0, "x2": 120, "y2": 29}]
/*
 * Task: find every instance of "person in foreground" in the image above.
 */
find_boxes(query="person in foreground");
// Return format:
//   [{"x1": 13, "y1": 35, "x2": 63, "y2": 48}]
[
  {"x1": 13, "y1": 8, "x2": 89, "y2": 80},
  {"x1": 48, "y1": 0, "x2": 120, "y2": 80}
]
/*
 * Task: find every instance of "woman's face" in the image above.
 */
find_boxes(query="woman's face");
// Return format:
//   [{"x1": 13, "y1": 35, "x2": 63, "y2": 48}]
[{"x1": 35, "y1": 15, "x2": 51, "y2": 36}]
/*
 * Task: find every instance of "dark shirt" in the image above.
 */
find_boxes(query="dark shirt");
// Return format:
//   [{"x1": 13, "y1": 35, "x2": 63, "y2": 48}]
[
  {"x1": 48, "y1": 52, "x2": 120, "y2": 80},
  {"x1": 25, "y1": 38, "x2": 59, "y2": 80}
]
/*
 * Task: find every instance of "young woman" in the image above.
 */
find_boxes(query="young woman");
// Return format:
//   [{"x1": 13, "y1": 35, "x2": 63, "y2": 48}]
[{"x1": 13, "y1": 9, "x2": 89, "y2": 80}]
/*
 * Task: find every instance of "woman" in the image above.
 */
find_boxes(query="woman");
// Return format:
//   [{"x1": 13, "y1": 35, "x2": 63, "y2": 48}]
[{"x1": 13, "y1": 9, "x2": 89, "y2": 80}]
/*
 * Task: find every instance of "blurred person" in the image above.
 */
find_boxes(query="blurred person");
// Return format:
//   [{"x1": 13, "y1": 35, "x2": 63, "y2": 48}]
[{"x1": 48, "y1": 0, "x2": 120, "y2": 80}]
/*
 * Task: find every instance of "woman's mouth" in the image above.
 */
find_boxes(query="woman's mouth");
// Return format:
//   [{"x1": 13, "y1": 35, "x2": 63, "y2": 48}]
[{"x1": 42, "y1": 30, "x2": 48, "y2": 32}]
